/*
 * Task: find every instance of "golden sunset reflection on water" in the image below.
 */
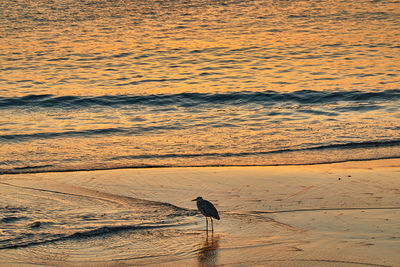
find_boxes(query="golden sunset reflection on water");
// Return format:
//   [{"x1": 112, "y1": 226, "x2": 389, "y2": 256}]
[
  {"x1": 2, "y1": 0, "x2": 399, "y2": 97},
  {"x1": 0, "y1": 0, "x2": 399, "y2": 173}
]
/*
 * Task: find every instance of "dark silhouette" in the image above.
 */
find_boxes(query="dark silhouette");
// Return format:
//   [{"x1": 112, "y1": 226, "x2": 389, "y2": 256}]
[{"x1": 192, "y1": 197, "x2": 220, "y2": 231}]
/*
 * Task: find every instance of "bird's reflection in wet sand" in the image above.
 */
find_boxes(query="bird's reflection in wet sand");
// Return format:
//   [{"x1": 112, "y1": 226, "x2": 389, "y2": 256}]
[{"x1": 198, "y1": 232, "x2": 220, "y2": 267}]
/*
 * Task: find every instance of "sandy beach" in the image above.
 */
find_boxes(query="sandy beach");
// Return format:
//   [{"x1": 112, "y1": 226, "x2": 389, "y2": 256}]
[{"x1": 0, "y1": 159, "x2": 399, "y2": 266}]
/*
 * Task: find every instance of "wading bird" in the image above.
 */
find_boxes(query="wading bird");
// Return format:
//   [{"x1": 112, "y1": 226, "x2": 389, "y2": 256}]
[{"x1": 192, "y1": 197, "x2": 220, "y2": 231}]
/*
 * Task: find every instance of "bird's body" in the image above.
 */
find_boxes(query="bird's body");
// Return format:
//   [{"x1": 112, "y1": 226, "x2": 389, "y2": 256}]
[
  {"x1": 192, "y1": 197, "x2": 220, "y2": 231},
  {"x1": 196, "y1": 198, "x2": 220, "y2": 220}
]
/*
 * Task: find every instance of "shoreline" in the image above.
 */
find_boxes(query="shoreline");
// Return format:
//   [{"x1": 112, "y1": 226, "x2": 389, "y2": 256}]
[
  {"x1": 2, "y1": 156, "x2": 400, "y2": 176},
  {"x1": 1, "y1": 158, "x2": 399, "y2": 266}
]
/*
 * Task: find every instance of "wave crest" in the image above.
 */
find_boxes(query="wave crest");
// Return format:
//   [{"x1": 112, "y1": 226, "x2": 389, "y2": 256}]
[{"x1": 1, "y1": 89, "x2": 399, "y2": 109}]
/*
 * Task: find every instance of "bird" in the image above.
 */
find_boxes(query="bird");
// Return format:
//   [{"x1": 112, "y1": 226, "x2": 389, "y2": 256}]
[{"x1": 192, "y1": 197, "x2": 220, "y2": 232}]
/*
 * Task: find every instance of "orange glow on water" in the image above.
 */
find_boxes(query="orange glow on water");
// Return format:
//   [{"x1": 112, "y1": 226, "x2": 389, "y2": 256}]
[
  {"x1": 0, "y1": 0, "x2": 399, "y2": 173},
  {"x1": 1, "y1": 0, "x2": 399, "y2": 96}
]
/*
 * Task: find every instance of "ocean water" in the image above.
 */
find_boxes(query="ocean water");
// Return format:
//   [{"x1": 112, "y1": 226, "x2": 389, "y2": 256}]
[{"x1": 0, "y1": 0, "x2": 399, "y2": 173}]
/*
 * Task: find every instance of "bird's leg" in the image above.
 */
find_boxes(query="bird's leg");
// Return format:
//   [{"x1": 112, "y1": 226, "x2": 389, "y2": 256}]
[
  {"x1": 206, "y1": 217, "x2": 208, "y2": 232},
  {"x1": 211, "y1": 218, "x2": 214, "y2": 232}
]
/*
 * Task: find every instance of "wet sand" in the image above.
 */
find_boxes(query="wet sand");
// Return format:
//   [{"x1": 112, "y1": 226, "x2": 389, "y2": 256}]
[{"x1": 1, "y1": 159, "x2": 399, "y2": 266}]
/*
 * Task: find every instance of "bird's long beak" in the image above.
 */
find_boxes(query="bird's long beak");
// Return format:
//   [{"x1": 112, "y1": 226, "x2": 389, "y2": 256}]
[{"x1": 191, "y1": 198, "x2": 197, "y2": 201}]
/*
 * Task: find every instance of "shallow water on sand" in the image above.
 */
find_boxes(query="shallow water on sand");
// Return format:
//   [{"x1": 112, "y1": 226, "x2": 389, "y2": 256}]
[
  {"x1": 1, "y1": 0, "x2": 400, "y2": 173},
  {"x1": 1, "y1": 164, "x2": 400, "y2": 266}
]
